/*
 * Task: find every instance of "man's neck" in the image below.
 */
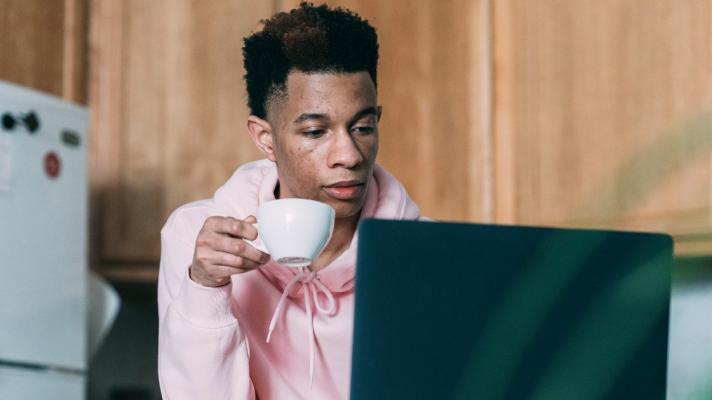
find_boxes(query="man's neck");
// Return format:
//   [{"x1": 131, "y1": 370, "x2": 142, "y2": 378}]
[{"x1": 309, "y1": 212, "x2": 360, "y2": 272}]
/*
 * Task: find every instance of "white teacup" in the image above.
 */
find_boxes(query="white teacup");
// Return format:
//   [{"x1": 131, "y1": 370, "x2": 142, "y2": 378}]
[{"x1": 246, "y1": 198, "x2": 335, "y2": 268}]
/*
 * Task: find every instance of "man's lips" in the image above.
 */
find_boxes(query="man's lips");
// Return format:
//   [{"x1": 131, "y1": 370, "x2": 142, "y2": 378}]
[{"x1": 323, "y1": 180, "x2": 365, "y2": 200}]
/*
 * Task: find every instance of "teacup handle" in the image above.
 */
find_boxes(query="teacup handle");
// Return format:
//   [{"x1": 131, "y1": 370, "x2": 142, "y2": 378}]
[{"x1": 243, "y1": 222, "x2": 269, "y2": 254}]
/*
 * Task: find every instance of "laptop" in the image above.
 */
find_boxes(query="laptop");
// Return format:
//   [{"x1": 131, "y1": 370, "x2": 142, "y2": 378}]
[{"x1": 350, "y1": 220, "x2": 673, "y2": 400}]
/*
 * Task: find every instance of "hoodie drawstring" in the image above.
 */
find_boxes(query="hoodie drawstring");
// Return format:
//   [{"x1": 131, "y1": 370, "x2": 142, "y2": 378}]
[{"x1": 266, "y1": 267, "x2": 336, "y2": 386}]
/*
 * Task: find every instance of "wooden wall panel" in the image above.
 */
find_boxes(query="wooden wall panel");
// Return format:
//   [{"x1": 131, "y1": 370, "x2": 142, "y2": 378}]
[
  {"x1": 89, "y1": 0, "x2": 712, "y2": 277},
  {"x1": 279, "y1": 0, "x2": 493, "y2": 222},
  {"x1": 494, "y1": 0, "x2": 712, "y2": 248},
  {"x1": 89, "y1": 0, "x2": 492, "y2": 277},
  {"x1": 0, "y1": 0, "x2": 88, "y2": 103},
  {"x1": 62, "y1": 0, "x2": 89, "y2": 102},
  {"x1": 90, "y1": 0, "x2": 274, "y2": 270}
]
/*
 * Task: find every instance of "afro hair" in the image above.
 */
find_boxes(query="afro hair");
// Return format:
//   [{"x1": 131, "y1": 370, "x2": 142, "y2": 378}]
[{"x1": 242, "y1": 2, "x2": 379, "y2": 118}]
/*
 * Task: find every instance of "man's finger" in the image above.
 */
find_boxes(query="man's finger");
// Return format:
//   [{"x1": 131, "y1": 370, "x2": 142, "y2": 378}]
[
  {"x1": 192, "y1": 265, "x2": 250, "y2": 286},
  {"x1": 208, "y1": 233, "x2": 267, "y2": 265},
  {"x1": 207, "y1": 217, "x2": 258, "y2": 240},
  {"x1": 209, "y1": 251, "x2": 262, "y2": 271}
]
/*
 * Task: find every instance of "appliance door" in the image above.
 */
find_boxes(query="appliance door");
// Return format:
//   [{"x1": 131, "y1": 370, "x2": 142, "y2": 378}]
[
  {"x1": 0, "y1": 82, "x2": 88, "y2": 372},
  {"x1": 0, "y1": 365, "x2": 85, "y2": 399}
]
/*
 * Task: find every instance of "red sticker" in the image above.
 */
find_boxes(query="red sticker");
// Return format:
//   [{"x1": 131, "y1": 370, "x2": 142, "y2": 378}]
[{"x1": 44, "y1": 152, "x2": 61, "y2": 179}]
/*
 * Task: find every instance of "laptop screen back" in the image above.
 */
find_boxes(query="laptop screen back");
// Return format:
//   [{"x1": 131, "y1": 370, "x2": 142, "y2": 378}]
[{"x1": 351, "y1": 220, "x2": 672, "y2": 400}]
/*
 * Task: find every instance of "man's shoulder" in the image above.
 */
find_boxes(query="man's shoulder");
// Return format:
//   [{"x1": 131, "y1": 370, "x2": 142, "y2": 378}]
[
  {"x1": 161, "y1": 159, "x2": 274, "y2": 240},
  {"x1": 161, "y1": 199, "x2": 218, "y2": 240}
]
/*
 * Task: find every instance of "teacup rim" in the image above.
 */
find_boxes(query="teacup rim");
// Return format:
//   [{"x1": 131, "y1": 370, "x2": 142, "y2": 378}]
[{"x1": 260, "y1": 198, "x2": 335, "y2": 212}]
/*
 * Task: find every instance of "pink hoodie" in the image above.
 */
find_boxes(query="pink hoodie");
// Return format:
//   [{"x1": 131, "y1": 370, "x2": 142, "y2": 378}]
[{"x1": 158, "y1": 159, "x2": 420, "y2": 399}]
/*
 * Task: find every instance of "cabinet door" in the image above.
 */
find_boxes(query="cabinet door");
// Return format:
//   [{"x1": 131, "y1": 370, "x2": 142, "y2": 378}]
[
  {"x1": 0, "y1": 86, "x2": 88, "y2": 371},
  {"x1": 91, "y1": 0, "x2": 493, "y2": 278},
  {"x1": 0, "y1": 367, "x2": 85, "y2": 400},
  {"x1": 0, "y1": 0, "x2": 87, "y2": 103},
  {"x1": 493, "y1": 0, "x2": 712, "y2": 254},
  {"x1": 90, "y1": 0, "x2": 274, "y2": 275}
]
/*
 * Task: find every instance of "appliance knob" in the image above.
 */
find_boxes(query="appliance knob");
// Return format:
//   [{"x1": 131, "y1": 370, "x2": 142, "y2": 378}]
[
  {"x1": 1, "y1": 113, "x2": 15, "y2": 130},
  {"x1": 23, "y1": 111, "x2": 40, "y2": 133}
]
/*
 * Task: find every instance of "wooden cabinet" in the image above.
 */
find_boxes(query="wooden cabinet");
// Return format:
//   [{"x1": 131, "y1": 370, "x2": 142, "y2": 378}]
[
  {"x1": 89, "y1": 0, "x2": 274, "y2": 279},
  {"x1": 87, "y1": 0, "x2": 712, "y2": 280},
  {"x1": 4, "y1": 0, "x2": 708, "y2": 276},
  {"x1": 90, "y1": 0, "x2": 492, "y2": 279},
  {"x1": 493, "y1": 0, "x2": 712, "y2": 254},
  {"x1": 0, "y1": 0, "x2": 87, "y2": 103}
]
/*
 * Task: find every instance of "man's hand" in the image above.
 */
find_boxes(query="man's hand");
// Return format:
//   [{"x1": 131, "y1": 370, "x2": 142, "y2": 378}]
[{"x1": 189, "y1": 215, "x2": 269, "y2": 287}]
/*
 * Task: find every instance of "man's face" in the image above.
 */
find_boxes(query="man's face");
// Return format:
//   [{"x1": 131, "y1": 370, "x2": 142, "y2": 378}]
[{"x1": 253, "y1": 71, "x2": 380, "y2": 219}]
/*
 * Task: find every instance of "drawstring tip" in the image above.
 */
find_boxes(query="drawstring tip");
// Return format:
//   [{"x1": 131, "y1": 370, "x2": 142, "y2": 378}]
[{"x1": 264, "y1": 269, "x2": 332, "y2": 390}]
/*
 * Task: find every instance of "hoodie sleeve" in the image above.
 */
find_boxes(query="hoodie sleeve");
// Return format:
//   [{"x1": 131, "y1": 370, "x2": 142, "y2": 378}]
[{"x1": 158, "y1": 208, "x2": 256, "y2": 400}]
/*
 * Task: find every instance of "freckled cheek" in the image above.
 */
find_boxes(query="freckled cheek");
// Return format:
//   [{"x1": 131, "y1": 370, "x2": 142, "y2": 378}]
[{"x1": 286, "y1": 152, "x2": 321, "y2": 193}]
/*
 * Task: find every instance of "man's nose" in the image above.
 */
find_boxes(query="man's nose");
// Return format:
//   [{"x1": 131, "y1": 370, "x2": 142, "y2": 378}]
[{"x1": 327, "y1": 129, "x2": 364, "y2": 169}]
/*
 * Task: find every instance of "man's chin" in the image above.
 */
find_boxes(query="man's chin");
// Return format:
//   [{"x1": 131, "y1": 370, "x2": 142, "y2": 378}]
[{"x1": 325, "y1": 198, "x2": 366, "y2": 220}]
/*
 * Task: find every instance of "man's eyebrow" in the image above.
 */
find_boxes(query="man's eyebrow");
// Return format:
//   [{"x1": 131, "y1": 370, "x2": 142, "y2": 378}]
[
  {"x1": 292, "y1": 106, "x2": 380, "y2": 125},
  {"x1": 293, "y1": 113, "x2": 329, "y2": 125},
  {"x1": 349, "y1": 106, "x2": 380, "y2": 125}
]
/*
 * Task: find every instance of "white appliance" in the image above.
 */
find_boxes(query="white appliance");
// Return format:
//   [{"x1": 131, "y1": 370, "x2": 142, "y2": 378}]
[{"x1": 0, "y1": 81, "x2": 89, "y2": 398}]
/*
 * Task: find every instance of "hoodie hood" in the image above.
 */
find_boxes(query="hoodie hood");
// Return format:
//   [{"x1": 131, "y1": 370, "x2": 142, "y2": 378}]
[{"x1": 212, "y1": 159, "x2": 420, "y2": 295}]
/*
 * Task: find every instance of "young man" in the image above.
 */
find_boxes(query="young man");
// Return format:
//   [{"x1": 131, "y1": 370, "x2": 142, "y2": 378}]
[{"x1": 158, "y1": 3, "x2": 421, "y2": 399}]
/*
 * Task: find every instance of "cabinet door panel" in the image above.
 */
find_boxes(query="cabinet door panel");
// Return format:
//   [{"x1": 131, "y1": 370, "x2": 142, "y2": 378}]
[
  {"x1": 494, "y1": 0, "x2": 712, "y2": 249},
  {"x1": 0, "y1": 0, "x2": 87, "y2": 102},
  {"x1": 90, "y1": 0, "x2": 273, "y2": 265}
]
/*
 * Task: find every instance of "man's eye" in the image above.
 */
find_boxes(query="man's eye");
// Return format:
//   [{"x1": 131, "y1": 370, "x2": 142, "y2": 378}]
[
  {"x1": 352, "y1": 126, "x2": 375, "y2": 134},
  {"x1": 303, "y1": 129, "x2": 326, "y2": 138}
]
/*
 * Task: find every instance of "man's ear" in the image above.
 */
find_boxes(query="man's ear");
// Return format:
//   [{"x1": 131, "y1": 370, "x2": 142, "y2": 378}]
[{"x1": 247, "y1": 115, "x2": 277, "y2": 162}]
